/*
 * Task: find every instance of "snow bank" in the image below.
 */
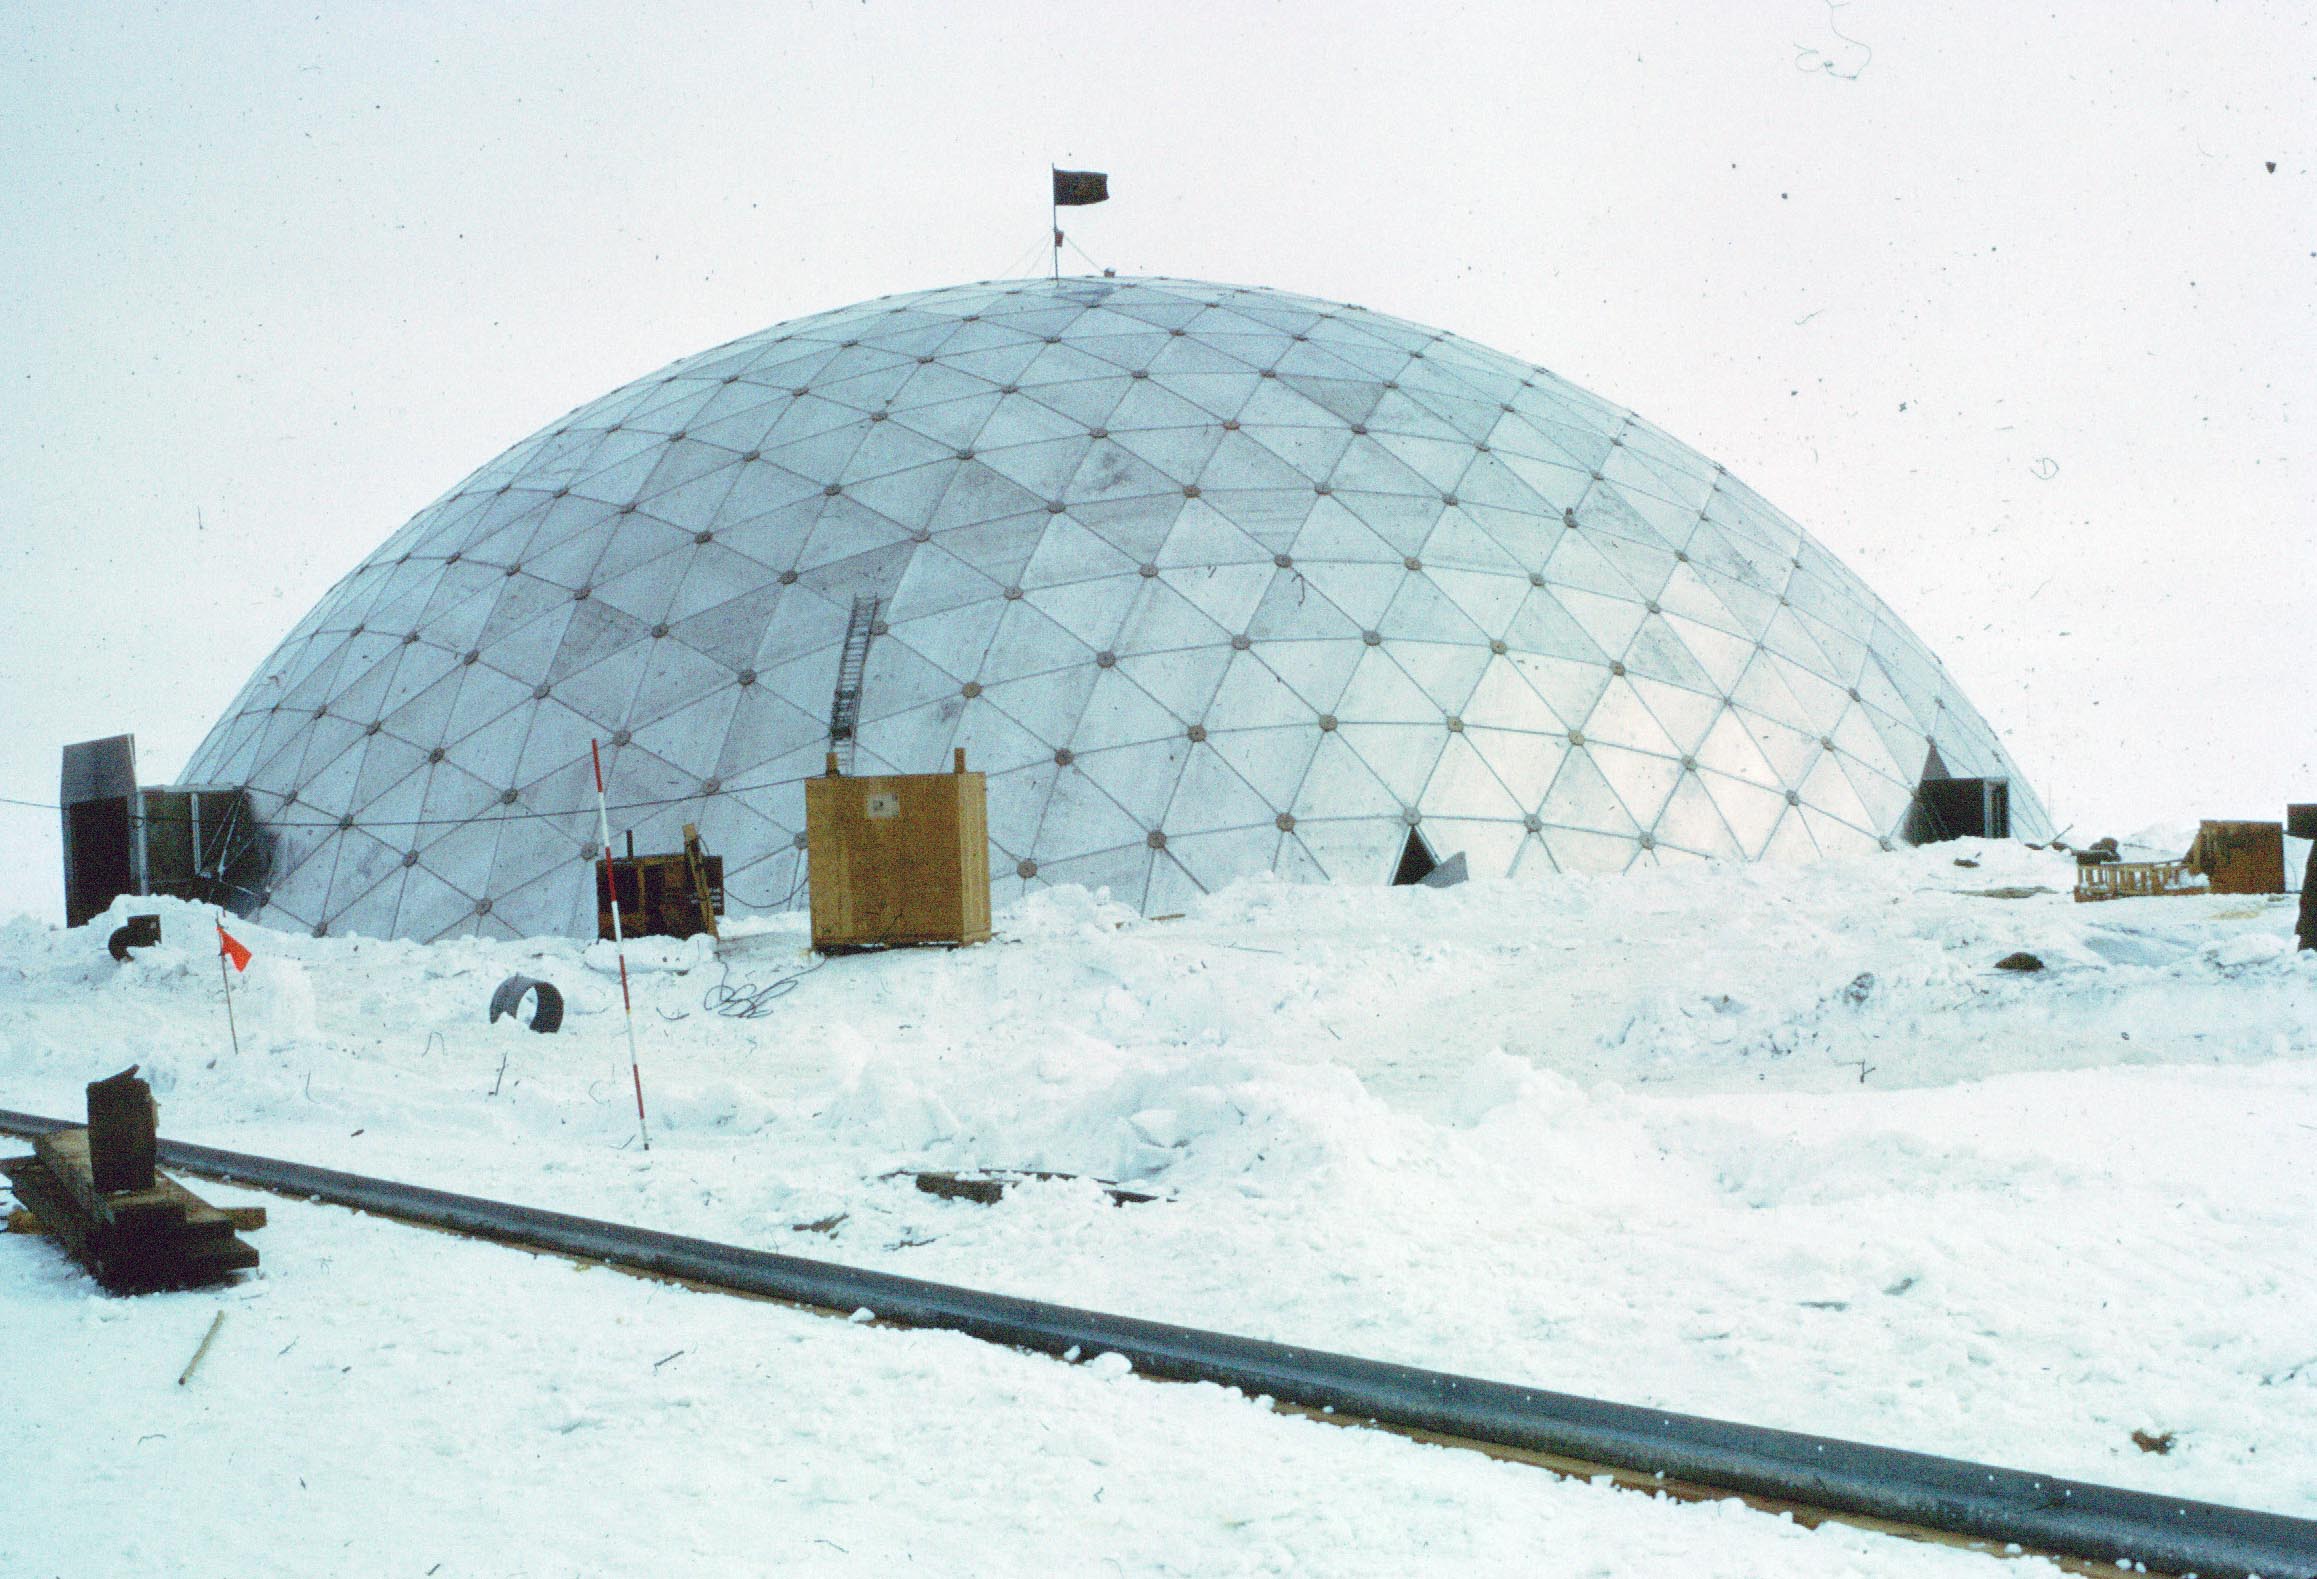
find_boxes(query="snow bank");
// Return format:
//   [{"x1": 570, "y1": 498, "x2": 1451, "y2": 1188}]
[{"x1": 4, "y1": 841, "x2": 2313, "y2": 1562}]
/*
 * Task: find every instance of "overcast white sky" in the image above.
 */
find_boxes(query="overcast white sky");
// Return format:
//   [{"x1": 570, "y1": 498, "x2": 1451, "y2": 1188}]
[{"x1": 2, "y1": 1, "x2": 2307, "y2": 924}]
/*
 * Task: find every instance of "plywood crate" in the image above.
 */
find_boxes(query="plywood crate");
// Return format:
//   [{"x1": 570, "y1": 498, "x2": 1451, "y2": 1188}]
[
  {"x1": 2185, "y1": 820, "x2": 2285, "y2": 896},
  {"x1": 806, "y1": 748, "x2": 990, "y2": 952}
]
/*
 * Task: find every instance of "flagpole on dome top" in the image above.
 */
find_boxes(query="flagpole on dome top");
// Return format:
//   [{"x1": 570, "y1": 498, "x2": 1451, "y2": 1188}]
[
  {"x1": 1049, "y1": 167, "x2": 1110, "y2": 279},
  {"x1": 1050, "y1": 165, "x2": 1059, "y2": 279}
]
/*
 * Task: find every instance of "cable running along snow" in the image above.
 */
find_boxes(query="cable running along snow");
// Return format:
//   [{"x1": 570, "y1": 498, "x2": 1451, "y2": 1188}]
[{"x1": 700, "y1": 954, "x2": 827, "y2": 1020}]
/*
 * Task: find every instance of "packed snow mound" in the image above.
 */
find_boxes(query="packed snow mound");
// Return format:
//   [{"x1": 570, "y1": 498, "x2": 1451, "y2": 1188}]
[
  {"x1": 4, "y1": 839, "x2": 2315, "y2": 1523},
  {"x1": 2120, "y1": 821, "x2": 2198, "y2": 860}
]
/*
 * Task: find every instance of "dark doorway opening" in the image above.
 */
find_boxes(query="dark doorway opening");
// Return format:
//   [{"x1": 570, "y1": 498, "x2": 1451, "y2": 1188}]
[
  {"x1": 1904, "y1": 746, "x2": 2010, "y2": 843},
  {"x1": 1391, "y1": 828, "x2": 1438, "y2": 886},
  {"x1": 64, "y1": 797, "x2": 134, "y2": 928}
]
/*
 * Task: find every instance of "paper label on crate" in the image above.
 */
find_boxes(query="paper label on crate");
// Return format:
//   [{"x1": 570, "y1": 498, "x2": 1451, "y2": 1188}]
[{"x1": 864, "y1": 791, "x2": 901, "y2": 820}]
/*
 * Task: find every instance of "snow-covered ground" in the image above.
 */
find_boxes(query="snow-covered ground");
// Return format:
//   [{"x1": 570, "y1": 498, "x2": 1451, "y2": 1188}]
[{"x1": 5, "y1": 839, "x2": 2314, "y2": 1575}]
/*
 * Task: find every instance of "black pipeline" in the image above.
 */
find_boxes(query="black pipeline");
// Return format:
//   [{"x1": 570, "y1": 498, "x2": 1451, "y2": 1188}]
[{"x1": 2, "y1": 1109, "x2": 2308, "y2": 1579}]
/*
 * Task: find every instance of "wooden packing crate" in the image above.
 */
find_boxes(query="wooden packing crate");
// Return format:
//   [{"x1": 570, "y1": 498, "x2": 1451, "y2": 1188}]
[
  {"x1": 806, "y1": 748, "x2": 990, "y2": 952},
  {"x1": 2185, "y1": 819, "x2": 2285, "y2": 896}
]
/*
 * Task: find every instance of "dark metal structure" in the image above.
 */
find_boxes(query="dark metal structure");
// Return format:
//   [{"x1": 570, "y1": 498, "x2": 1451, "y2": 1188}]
[
  {"x1": 57, "y1": 735, "x2": 268, "y2": 927},
  {"x1": 0, "y1": 1108, "x2": 2305, "y2": 1578},
  {"x1": 59, "y1": 735, "x2": 138, "y2": 928},
  {"x1": 131, "y1": 785, "x2": 267, "y2": 912},
  {"x1": 594, "y1": 834, "x2": 724, "y2": 942}
]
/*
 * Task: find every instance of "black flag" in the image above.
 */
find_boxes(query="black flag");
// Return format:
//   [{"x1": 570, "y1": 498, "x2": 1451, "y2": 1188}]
[{"x1": 1053, "y1": 169, "x2": 1109, "y2": 207}]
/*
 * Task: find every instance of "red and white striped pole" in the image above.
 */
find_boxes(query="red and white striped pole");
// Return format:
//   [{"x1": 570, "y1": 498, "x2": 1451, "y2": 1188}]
[{"x1": 591, "y1": 739, "x2": 651, "y2": 1151}]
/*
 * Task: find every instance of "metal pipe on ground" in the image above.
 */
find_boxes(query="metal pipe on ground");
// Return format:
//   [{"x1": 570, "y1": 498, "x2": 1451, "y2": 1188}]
[{"x1": 1, "y1": 1108, "x2": 2308, "y2": 1579}]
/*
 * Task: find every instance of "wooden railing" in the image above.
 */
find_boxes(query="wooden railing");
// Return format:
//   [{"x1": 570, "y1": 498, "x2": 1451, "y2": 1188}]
[{"x1": 2073, "y1": 859, "x2": 2204, "y2": 903}]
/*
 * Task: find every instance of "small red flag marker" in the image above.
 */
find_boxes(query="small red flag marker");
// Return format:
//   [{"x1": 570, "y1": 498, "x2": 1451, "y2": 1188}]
[
  {"x1": 214, "y1": 915, "x2": 249, "y2": 1055},
  {"x1": 215, "y1": 922, "x2": 252, "y2": 973}
]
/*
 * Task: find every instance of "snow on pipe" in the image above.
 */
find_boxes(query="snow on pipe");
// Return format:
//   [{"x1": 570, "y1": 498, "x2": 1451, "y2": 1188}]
[{"x1": 0, "y1": 1109, "x2": 2308, "y2": 1579}]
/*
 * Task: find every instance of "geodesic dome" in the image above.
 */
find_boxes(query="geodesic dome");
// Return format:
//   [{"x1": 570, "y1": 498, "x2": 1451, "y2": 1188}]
[{"x1": 183, "y1": 275, "x2": 2048, "y2": 941}]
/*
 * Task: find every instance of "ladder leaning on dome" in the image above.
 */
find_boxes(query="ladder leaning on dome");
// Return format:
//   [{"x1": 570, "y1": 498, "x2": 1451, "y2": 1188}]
[{"x1": 828, "y1": 595, "x2": 880, "y2": 775}]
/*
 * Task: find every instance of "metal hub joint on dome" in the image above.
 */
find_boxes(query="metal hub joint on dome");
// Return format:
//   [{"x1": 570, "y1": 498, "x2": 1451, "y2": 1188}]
[{"x1": 183, "y1": 275, "x2": 2048, "y2": 941}]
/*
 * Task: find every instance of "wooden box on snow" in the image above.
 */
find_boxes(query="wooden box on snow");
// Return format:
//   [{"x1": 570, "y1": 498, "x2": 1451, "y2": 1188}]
[
  {"x1": 806, "y1": 749, "x2": 990, "y2": 952},
  {"x1": 2185, "y1": 820, "x2": 2285, "y2": 896}
]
